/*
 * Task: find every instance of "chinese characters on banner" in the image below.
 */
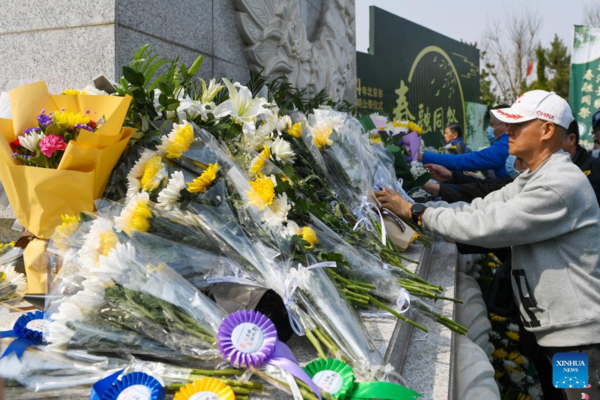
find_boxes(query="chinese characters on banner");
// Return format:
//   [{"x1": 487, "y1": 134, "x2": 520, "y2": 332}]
[
  {"x1": 569, "y1": 26, "x2": 600, "y2": 149},
  {"x1": 356, "y1": 78, "x2": 384, "y2": 111}
]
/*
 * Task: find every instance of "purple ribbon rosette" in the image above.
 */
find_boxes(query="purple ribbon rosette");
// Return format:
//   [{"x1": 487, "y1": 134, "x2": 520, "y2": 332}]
[{"x1": 217, "y1": 310, "x2": 322, "y2": 399}]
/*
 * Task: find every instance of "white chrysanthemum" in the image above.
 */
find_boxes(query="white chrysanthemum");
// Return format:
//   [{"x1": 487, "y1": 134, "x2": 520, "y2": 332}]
[
  {"x1": 115, "y1": 192, "x2": 150, "y2": 234},
  {"x1": 126, "y1": 149, "x2": 159, "y2": 200},
  {"x1": 246, "y1": 126, "x2": 273, "y2": 151},
  {"x1": 289, "y1": 264, "x2": 313, "y2": 290},
  {"x1": 508, "y1": 369, "x2": 526, "y2": 385},
  {"x1": 81, "y1": 85, "x2": 108, "y2": 96},
  {"x1": 278, "y1": 115, "x2": 292, "y2": 132},
  {"x1": 261, "y1": 193, "x2": 291, "y2": 229},
  {"x1": 370, "y1": 113, "x2": 388, "y2": 126},
  {"x1": 78, "y1": 218, "x2": 117, "y2": 272},
  {"x1": 19, "y1": 130, "x2": 45, "y2": 153},
  {"x1": 282, "y1": 220, "x2": 302, "y2": 238},
  {"x1": 157, "y1": 171, "x2": 186, "y2": 211},
  {"x1": 270, "y1": 137, "x2": 295, "y2": 164},
  {"x1": 0, "y1": 264, "x2": 27, "y2": 299},
  {"x1": 97, "y1": 242, "x2": 136, "y2": 280}
]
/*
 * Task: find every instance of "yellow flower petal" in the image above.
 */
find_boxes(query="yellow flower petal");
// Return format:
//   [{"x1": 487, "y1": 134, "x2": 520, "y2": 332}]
[
  {"x1": 140, "y1": 156, "x2": 166, "y2": 192},
  {"x1": 165, "y1": 123, "x2": 194, "y2": 159},
  {"x1": 53, "y1": 110, "x2": 91, "y2": 129},
  {"x1": 492, "y1": 348, "x2": 508, "y2": 359},
  {"x1": 246, "y1": 173, "x2": 276, "y2": 210},
  {"x1": 249, "y1": 145, "x2": 271, "y2": 175},
  {"x1": 188, "y1": 163, "x2": 219, "y2": 193},
  {"x1": 99, "y1": 230, "x2": 119, "y2": 257},
  {"x1": 301, "y1": 226, "x2": 318, "y2": 249},
  {"x1": 313, "y1": 125, "x2": 333, "y2": 149},
  {"x1": 288, "y1": 122, "x2": 304, "y2": 138},
  {"x1": 505, "y1": 331, "x2": 520, "y2": 341},
  {"x1": 132, "y1": 201, "x2": 152, "y2": 232}
]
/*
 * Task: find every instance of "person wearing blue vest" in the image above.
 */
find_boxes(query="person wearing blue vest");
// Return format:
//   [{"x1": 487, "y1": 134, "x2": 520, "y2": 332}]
[{"x1": 419, "y1": 104, "x2": 511, "y2": 178}]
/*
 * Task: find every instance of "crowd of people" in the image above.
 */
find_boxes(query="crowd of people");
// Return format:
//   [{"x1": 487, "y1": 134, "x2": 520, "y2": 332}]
[{"x1": 376, "y1": 90, "x2": 600, "y2": 400}]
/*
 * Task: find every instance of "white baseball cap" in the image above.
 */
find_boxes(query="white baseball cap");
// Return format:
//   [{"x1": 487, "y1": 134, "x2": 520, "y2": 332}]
[{"x1": 490, "y1": 90, "x2": 574, "y2": 129}]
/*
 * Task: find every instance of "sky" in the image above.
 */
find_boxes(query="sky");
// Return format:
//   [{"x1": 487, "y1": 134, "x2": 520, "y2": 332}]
[{"x1": 356, "y1": 0, "x2": 594, "y2": 55}]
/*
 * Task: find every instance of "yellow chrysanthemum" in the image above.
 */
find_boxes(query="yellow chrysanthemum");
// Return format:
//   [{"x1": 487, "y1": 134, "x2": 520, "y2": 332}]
[
  {"x1": 99, "y1": 230, "x2": 119, "y2": 257},
  {"x1": 246, "y1": 173, "x2": 276, "y2": 210},
  {"x1": 492, "y1": 348, "x2": 508, "y2": 359},
  {"x1": 165, "y1": 123, "x2": 194, "y2": 159},
  {"x1": 55, "y1": 214, "x2": 81, "y2": 239},
  {"x1": 0, "y1": 271, "x2": 6, "y2": 281},
  {"x1": 288, "y1": 122, "x2": 304, "y2": 138},
  {"x1": 313, "y1": 125, "x2": 333, "y2": 149},
  {"x1": 188, "y1": 163, "x2": 219, "y2": 193},
  {"x1": 131, "y1": 201, "x2": 152, "y2": 232},
  {"x1": 490, "y1": 313, "x2": 508, "y2": 322},
  {"x1": 53, "y1": 110, "x2": 91, "y2": 129},
  {"x1": 140, "y1": 156, "x2": 165, "y2": 192},
  {"x1": 508, "y1": 351, "x2": 526, "y2": 365},
  {"x1": 517, "y1": 393, "x2": 531, "y2": 400},
  {"x1": 493, "y1": 370, "x2": 504, "y2": 379},
  {"x1": 487, "y1": 261, "x2": 500, "y2": 269},
  {"x1": 61, "y1": 89, "x2": 86, "y2": 95},
  {"x1": 408, "y1": 121, "x2": 423, "y2": 135},
  {"x1": 249, "y1": 145, "x2": 271, "y2": 175},
  {"x1": 0, "y1": 240, "x2": 15, "y2": 256},
  {"x1": 506, "y1": 330, "x2": 520, "y2": 341},
  {"x1": 301, "y1": 226, "x2": 318, "y2": 249}
]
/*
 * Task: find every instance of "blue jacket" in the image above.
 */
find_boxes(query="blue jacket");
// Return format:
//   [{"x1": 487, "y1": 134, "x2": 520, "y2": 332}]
[{"x1": 422, "y1": 133, "x2": 509, "y2": 178}]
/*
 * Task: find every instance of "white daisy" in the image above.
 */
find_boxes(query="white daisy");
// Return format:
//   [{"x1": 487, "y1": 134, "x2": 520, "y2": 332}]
[
  {"x1": 126, "y1": 149, "x2": 160, "y2": 201},
  {"x1": 78, "y1": 218, "x2": 118, "y2": 272},
  {"x1": 19, "y1": 129, "x2": 45, "y2": 153},
  {"x1": 282, "y1": 220, "x2": 302, "y2": 238},
  {"x1": 0, "y1": 264, "x2": 27, "y2": 299},
  {"x1": 261, "y1": 193, "x2": 291, "y2": 229},
  {"x1": 156, "y1": 171, "x2": 186, "y2": 211},
  {"x1": 114, "y1": 192, "x2": 150, "y2": 234},
  {"x1": 270, "y1": 137, "x2": 295, "y2": 164}
]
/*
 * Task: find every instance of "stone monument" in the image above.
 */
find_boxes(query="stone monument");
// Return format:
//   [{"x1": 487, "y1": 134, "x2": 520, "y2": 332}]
[{"x1": 0, "y1": 0, "x2": 356, "y2": 102}]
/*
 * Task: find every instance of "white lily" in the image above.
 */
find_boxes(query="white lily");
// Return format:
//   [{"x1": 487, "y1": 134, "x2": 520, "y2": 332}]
[
  {"x1": 200, "y1": 78, "x2": 224, "y2": 104},
  {"x1": 213, "y1": 78, "x2": 269, "y2": 135}
]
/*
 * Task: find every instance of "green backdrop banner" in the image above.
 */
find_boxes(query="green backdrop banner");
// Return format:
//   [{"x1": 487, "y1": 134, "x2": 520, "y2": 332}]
[
  {"x1": 357, "y1": 7, "x2": 481, "y2": 147},
  {"x1": 570, "y1": 25, "x2": 600, "y2": 149}
]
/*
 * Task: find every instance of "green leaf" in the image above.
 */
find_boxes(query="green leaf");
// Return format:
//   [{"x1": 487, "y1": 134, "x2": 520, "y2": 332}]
[{"x1": 123, "y1": 66, "x2": 145, "y2": 87}]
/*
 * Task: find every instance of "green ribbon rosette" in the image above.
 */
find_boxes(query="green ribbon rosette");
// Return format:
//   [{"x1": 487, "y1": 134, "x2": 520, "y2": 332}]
[{"x1": 304, "y1": 359, "x2": 421, "y2": 399}]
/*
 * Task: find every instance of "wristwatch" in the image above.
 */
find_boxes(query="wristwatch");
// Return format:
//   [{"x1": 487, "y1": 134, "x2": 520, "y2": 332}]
[{"x1": 410, "y1": 203, "x2": 427, "y2": 225}]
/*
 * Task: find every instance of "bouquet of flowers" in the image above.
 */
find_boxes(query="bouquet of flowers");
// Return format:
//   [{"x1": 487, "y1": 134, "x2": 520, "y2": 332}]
[{"x1": 0, "y1": 81, "x2": 132, "y2": 293}]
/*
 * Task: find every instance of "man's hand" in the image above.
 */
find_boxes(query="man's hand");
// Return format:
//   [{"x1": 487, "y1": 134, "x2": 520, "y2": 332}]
[
  {"x1": 424, "y1": 163, "x2": 452, "y2": 182},
  {"x1": 422, "y1": 181, "x2": 440, "y2": 196},
  {"x1": 374, "y1": 186, "x2": 412, "y2": 220}
]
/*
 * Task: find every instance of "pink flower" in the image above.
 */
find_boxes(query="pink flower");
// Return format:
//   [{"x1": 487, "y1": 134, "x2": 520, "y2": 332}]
[{"x1": 39, "y1": 135, "x2": 67, "y2": 157}]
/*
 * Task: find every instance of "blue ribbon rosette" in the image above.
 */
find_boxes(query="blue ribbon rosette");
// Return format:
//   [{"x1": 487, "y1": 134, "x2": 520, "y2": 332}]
[
  {"x1": 90, "y1": 371, "x2": 165, "y2": 400},
  {"x1": 0, "y1": 310, "x2": 49, "y2": 359}
]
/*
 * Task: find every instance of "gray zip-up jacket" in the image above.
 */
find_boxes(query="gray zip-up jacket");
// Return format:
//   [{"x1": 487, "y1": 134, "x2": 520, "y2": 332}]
[{"x1": 424, "y1": 150, "x2": 600, "y2": 347}]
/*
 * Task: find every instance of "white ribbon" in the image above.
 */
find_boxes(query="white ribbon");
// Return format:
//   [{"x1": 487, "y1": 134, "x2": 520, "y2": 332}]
[
  {"x1": 396, "y1": 288, "x2": 411, "y2": 314},
  {"x1": 283, "y1": 262, "x2": 337, "y2": 336},
  {"x1": 206, "y1": 276, "x2": 259, "y2": 286},
  {"x1": 353, "y1": 196, "x2": 387, "y2": 245},
  {"x1": 380, "y1": 364, "x2": 408, "y2": 386}
]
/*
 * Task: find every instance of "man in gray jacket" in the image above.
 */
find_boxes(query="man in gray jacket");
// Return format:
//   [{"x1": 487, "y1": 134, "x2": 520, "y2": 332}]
[{"x1": 376, "y1": 90, "x2": 600, "y2": 400}]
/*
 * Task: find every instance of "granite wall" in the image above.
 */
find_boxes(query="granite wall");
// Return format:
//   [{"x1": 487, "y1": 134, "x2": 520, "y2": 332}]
[{"x1": 0, "y1": 0, "x2": 325, "y2": 93}]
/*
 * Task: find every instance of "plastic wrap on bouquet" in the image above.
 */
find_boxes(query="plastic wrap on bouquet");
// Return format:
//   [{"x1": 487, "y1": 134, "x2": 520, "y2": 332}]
[
  {"x1": 0, "y1": 82, "x2": 132, "y2": 293},
  {"x1": 47, "y1": 234, "x2": 227, "y2": 363}
]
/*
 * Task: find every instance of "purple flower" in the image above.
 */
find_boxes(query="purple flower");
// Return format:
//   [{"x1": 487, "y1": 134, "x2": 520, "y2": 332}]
[
  {"x1": 23, "y1": 127, "x2": 41, "y2": 135},
  {"x1": 36, "y1": 111, "x2": 53, "y2": 127},
  {"x1": 75, "y1": 124, "x2": 93, "y2": 131}
]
